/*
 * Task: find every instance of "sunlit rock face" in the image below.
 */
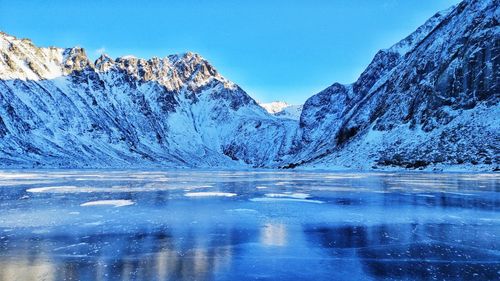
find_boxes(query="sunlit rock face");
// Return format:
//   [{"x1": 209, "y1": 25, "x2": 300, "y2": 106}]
[
  {"x1": 292, "y1": 0, "x2": 499, "y2": 170},
  {"x1": 0, "y1": 32, "x2": 298, "y2": 168}
]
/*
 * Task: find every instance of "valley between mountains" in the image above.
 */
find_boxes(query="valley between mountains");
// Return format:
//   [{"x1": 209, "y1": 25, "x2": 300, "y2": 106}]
[{"x1": 0, "y1": 0, "x2": 498, "y2": 170}]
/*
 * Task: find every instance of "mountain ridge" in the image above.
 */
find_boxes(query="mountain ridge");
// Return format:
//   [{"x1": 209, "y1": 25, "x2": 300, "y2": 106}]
[
  {"x1": 0, "y1": 31, "x2": 298, "y2": 168},
  {"x1": 288, "y1": 0, "x2": 499, "y2": 170},
  {"x1": 0, "y1": 0, "x2": 498, "y2": 171}
]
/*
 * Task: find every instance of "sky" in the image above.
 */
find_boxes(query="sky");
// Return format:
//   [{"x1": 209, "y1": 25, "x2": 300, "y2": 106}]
[{"x1": 0, "y1": 0, "x2": 460, "y2": 104}]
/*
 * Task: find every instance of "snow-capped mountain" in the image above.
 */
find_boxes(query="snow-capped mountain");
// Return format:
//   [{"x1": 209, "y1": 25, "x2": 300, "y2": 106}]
[
  {"x1": 286, "y1": 0, "x2": 499, "y2": 170},
  {"x1": 0, "y1": 32, "x2": 298, "y2": 168},
  {"x1": 259, "y1": 101, "x2": 290, "y2": 114},
  {"x1": 259, "y1": 101, "x2": 303, "y2": 120},
  {"x1": 0, "y1": 0, "x2": 497, "y2": 170}
]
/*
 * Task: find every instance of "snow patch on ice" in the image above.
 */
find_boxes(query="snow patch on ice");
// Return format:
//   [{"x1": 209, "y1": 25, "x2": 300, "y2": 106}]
[
  {"x1": 185, "y1": 192, "x2": 237, "y2": 197},
  {"x1": 80, "y1": 200, "x2": 134, "y2": 207},
  {"x1": 225, "y1": 208, "x2": 258, "y2": 213},
  {"x1": 27, "y1": 186, "x2": 77, "y2": 193},
  {"x1": 250, "y1": 198, "x2": 324, "y2": 204},
  {"x1": 264, "y1": 193, "x2": 310, "y2": 199}
]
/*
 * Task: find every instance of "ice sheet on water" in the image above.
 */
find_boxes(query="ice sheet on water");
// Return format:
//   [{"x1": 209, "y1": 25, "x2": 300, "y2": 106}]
[{"x1": 0, "y1": 170, "x2": 497, "y2": 281}]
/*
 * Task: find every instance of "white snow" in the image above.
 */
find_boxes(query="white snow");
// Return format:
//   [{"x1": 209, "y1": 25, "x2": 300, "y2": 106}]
[
  {"x1": 259, "y1": 101, "x2": 290, "y2": 114},
  {"x1": 264, "y1": 193, "x2": 310, "y2": 199},
  {"x1": 27, "y1": 186, "x2": 77, "y2": 193},
  {"x1": 80, "y1": 200, "x2": 134, "y2": 207},
  {"x1": 250, "y1": 197, "x2": 324, "y2": 204},
  {"x1": 259, "y1": 101, "x2": 303, "y2": 120},
  {"x1": 185, "y1": 192, "x2": 237, "y2": 197}
]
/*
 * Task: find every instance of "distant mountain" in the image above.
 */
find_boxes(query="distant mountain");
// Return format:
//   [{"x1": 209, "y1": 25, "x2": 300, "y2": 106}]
[
  {"x1": 0, "y1": 32, "x2": 298, "y2": 168},
  {"x1": 286, "y1": 0, "x2": 499, "y2": 170},
  {"x1": 0, "y1": 0, "x2": 498, "y2": 170},
  {"x1": 259, "y1": 101, "x2": 303, "y2": 120}
]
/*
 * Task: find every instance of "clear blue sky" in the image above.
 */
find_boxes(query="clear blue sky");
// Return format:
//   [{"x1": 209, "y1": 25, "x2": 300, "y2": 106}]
[{"x1": 1, "y1": 0, "x2": 460, "y2": 104}]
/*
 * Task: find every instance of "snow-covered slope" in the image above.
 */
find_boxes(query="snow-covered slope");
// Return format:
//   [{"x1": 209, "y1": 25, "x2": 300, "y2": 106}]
[
  {"x1": 259, "y1": 101, "x2": 303, "y2": 120},
  {"x1": 0, "y1": 0, "x2": 497, "y2": 170},
  {"x1": 0, "y1": 32, "x2": 298, "y2": 168},
  {"x1": 287, "y1": 0, "x2": 499, "y2": 170}
]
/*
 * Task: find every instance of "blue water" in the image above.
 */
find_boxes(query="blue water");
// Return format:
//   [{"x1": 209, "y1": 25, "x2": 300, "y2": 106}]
[{"x1": 0, "y1": 170, "x2": 498, "y2": 281}]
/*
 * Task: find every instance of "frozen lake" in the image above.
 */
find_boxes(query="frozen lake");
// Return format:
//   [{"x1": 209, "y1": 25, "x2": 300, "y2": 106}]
[{"x1": 0, "y1": 170, "x2": 498, "y2": 281}]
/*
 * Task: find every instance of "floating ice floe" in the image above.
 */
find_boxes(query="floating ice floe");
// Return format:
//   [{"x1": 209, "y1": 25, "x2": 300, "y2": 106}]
[
  {"x1": 26, "y1": 184, "x2": 214, "y2": 193},
  {"x1": 264, "y1": 193, "x2": 310, "y2": 199},
  {"x1": 185, "y1": 192, "x2": 237, "y2": 197},
  {"x1": 250, "y1": 198, "x2": 324, "y2": 204},
  {"x1": 27, "y1": 186, "x2": 77, "y2": 193},
  {"x1": 225, "y1": 208, "x2": 258, "y2": 213},
  {"x1": 80, "y1": 200, "x2": 134, "y2": 207},
  {"x1": 274, "y1": 182, "x2": 290, "y2": 186}
]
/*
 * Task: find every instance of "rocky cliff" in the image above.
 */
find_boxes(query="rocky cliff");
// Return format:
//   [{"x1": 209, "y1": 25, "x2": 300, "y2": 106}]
[
  {"x1": 0, "y1": 32, "x2": 297, "y2": 168},
  {"x1": 287, "y1": 0, "x2": 499, "y2": 170}
]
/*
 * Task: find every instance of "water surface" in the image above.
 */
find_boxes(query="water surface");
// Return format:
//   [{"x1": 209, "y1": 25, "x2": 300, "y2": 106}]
[{"x1": 0, "y1": 170, "x2": 498, "y2": 281}]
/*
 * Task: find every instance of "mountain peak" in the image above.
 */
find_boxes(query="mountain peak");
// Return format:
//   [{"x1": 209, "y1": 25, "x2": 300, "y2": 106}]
[
  {"x1": 95, "y1": 53, "x2": 114, "y2": 72},
  {"x1": 259, "y1": 101, "x2": 290, "y2": 113},
  {"x1": 0, "y1": 31, "x2": 66, "y2": 79},
  {"x1": 62, "y1": 47, "x2": 93, "y2": 74},
  {"x1": 259, "y1": 101, "x2": 303, "y2": 120},
  {"x1": 95, "y1": 50, "x2": 223, "y2": 91},
  {"x1": 0, "y1": 31, "x2": 225, "y2": 92},
  {"x1": 295, "y1": 0, "x2": 499, "y2": 169}
]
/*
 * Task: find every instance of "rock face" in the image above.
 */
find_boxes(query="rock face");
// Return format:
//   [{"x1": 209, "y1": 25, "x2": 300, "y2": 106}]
[
  {"x1": 288, "y1": 0, "x2": 499, "y2": 170},
  {"x1": 0, "y1": 32, "x2": 297, "y2": 168},
  {"x1": 0, "y1": 0, "x2": 498, "y2": 170}
]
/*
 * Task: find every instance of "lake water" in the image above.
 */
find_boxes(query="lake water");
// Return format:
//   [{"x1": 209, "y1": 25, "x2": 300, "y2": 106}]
[{"x1": 0, "y1": 170, "x2": 498, "y2": 281}]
